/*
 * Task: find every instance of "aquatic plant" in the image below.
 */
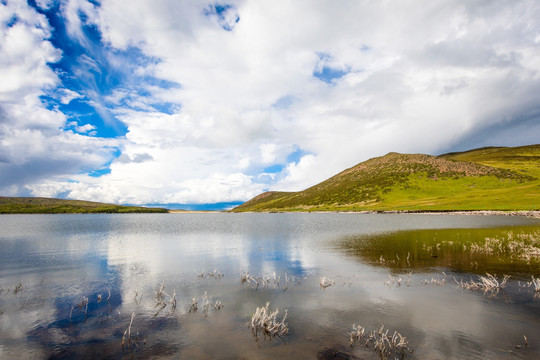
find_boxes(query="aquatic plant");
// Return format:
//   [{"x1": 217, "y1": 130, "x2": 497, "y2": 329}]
[
  {"x1": 201, "y1": 292, "x2": 224, "y2": 317},
  {"x1": 421, "y1": 272, "x2": 448, "y2": 286},
  {"x1": 241, "y1": 271, "x2": 299, "y2": 291},
  {"x1": 248, "y1": 302, "x2": 288, "y2": 343},
  {"x1": 320, "y1": 276, "x2": 335, "y2": 289},
  {"x1": 350, "y1": 323, "x2": 413, "y2": 359},
  {"x1": 153, "y1": 281, "x2": 177, "y2": 317},
  {"x1": 468, "y1": 232, "x2": 540, "y2": 263},
  {"x1": 457, "y1": 273, "x2": 510, "y2": 294},
  {"x1": 69, "y1": 296, "x2": 89, "y2": 321},
  {"x1": 241, "y1": 271, "x2": 254, "y2": 285},
  {"x1": 0, "y1": 282, "x2": 26, "y2": 295},
  {"x1": 501, "y1": 334, "x2": 529, "y2": 355},
  {"x1": 405, "y1": 272, "x2": 412, "y2": 286},
  {"x1": 13, "y1": 282, "x2": 24, "y2": 294},
  {"x1": 189, "y1": 298, "x2": 198, "y2": 313},
  {"x1": 189, "y1": 292, "x2": 223, "y2": 317},
  {"x1": 530, "y1": 276, "x2": 540, "y2": 292},
  {"x1": 121, "y1": 312, "x2": 145, "y2": 355},
  {"x1": 122, "y1": 312, "x2": 135, "y2": 353},
  {"x1": 134, "y1": 289, "x2": 143, "y2": 305},
  {"x1": 196, "y1": 269, "x2": 224, "y2": 279},
  {"x1": 384, "y1": 274, "x2": 402, "y2": 287},
  {"x1": 519, "y1": 276, "x2": 540, "y2": 299}
]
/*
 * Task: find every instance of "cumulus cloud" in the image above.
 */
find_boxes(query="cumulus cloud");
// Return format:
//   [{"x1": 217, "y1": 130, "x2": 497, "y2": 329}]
[
  {"x1": 2, "y1": 0, "x2": 540, "y2": 205},
  {"x1": 0, "y1": 1, "x2": 118, "y2": 195}
]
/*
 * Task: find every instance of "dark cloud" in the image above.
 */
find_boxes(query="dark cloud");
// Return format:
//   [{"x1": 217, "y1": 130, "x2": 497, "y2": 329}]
[
  {"x1": 116, "y1": 153, "x2": 154, "y2": 163},
  {"x1": 421, "y1": 40, "x2": 521, "y2": 68},
  {"x1": 442, "y1": 108, "x2": 540, "y2": 153}
]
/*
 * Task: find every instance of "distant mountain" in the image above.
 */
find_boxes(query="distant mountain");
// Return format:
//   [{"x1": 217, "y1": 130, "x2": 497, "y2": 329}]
[
  {"x1": 0, "y1": 197, "x2": 168, "y2": 214},
  {"x1": 233, "y1": 144, "x2": 540, "y2": 212}
]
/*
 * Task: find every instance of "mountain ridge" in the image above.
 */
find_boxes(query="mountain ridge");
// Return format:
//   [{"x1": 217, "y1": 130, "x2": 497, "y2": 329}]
[{"x1": 232, "y1": 144, "x2": 540, "y2": 212}]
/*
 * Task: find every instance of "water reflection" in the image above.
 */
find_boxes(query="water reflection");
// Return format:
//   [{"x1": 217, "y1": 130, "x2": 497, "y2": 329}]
[{"x1": 0, "y1": 214, "x2": 539, "y2": 359}]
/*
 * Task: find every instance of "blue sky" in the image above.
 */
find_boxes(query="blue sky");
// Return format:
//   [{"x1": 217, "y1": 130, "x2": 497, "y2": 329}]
[{"x1": 1, "y1": 0, "x2": 540, "y2": 209}]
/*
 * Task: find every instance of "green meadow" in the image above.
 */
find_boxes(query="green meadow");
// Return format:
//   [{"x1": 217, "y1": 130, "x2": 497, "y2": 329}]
[{"x1": 0, "y1": 197, "x2": 168, "y2": 214}]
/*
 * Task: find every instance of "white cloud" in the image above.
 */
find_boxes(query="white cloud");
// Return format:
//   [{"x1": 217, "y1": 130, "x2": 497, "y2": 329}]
[
  {"x1": 0, "y1": 1, "x2": 119, "y2": 194},
  {"x1": 0, "y1": 5, "x2": 60, "y2": 103},
  {"x1": 74, "y1": 123, "x2": 96, "y2": 134},
  {"x1": 260, "y1": 143, "x2": 277, "y2": 164},
  {"x1": 59, "y1": 88, "x2": 83, "y2": 105},
  {"x1": 35, "y1": 0, "x2": 55, "y2": 11},
  {"x1": 276, "y1": 154, "x2": 318, "y2": 192},
  {"x1": 3, "y1": 0, "x2": 540, "y2": 205}
]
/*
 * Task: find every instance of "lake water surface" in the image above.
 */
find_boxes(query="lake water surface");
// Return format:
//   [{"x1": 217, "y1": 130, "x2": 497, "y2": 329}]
[{"x1": 0, "y1": 213, "x2": 539, "y2": 359}]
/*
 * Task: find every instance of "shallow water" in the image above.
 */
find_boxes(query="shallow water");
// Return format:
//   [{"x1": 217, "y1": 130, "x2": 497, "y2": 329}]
[{"x1": 0, "y1": 213, "x2": 539, "y2": 359}]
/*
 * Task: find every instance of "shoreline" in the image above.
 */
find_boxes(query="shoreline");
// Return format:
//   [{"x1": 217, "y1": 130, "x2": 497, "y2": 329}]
[
  {"x1": 230, "y1": 210, "x2": 540, "y2": 219},
  {"x1": 168, "y1": 210, "x2": 220, "y2": 214},
  {"x1": 2, "y1": 209, "x2": 538, "y2": 218}
]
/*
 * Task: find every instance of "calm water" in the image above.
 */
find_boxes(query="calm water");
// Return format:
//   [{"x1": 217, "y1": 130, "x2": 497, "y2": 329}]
[{"x1": 0, "y1": 213, "x2": 539, "y2": 359}]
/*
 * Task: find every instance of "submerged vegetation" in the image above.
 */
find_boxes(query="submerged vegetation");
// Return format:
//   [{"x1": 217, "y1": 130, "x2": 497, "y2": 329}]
[
  {"x1": 233, "y1": 144, "x2": 540, "y2": 212},
  {"x1": 0, "y1": 196, "x2": 168, "y2": 214},
  {"x1": 340, "y1": 226, "x2": 540, "y2": 277}
]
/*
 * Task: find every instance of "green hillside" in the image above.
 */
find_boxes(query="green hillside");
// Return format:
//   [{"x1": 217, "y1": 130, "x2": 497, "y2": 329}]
[
  {"x1": 0, "y1": 197, "x2": 168, "y2": 214},
  {"x1": 233, "y1": 144, "x2": 540, "y2": 212}
]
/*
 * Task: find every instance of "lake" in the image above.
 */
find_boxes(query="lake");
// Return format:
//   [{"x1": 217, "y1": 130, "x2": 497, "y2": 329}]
[{"x1": 0, "y1": 213, "x2": 539, "y2": 359}]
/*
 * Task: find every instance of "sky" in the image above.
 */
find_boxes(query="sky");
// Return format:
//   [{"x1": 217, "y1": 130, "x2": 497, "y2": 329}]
[{"x1": 1, "y1": 0, "x2": 540, "y2": 210}]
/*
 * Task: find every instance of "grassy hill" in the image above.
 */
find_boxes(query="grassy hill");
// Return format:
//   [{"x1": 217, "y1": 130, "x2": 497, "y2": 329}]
[
  {"x1": 233, "y1": 144, "x2": 540, "y2": 212},
  {"x1": 0, "y1": 197, "x2": 168, "y2": 214}
]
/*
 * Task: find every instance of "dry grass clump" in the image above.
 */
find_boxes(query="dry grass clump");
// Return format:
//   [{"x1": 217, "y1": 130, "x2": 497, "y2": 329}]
[
  {"x1": 519, "y1": 276, "x2": 540, "y2": 299},
  {"x1": 153, "y1": 281, "x2": 177, "y2": 317},
  {"x1": 202, "y1": 291, "x2": 223, "y2": 317},
  {"x1": 420, "y1": 272, "x2": 449, "y2": 286},
  {"x1": 195, "y1": 269, "x2": 224, "y2": 279},
  {"x1": 68, "y1": 287, "x2": 112, "y2": 322},
  {"x1": 70, "y1": 296, "x2": 89, "y2": 321},
  {"x1": 350, "y1": 324, "x2": 413, "y2": 359},
  {"x1": 531, "y1": 277, "x2": 540, "y2": 292},
  {"x1": 133, "y1": 289, "x2": 143, "y2": 305},
  {"x1": 189, "y1": 298, "x2": 198, "y2": 313},
  {"x1": 121, "y1": 312, "x2": 145, "y2": 355},
  {"x1": 0, "y1": 282, "x2": 26, "y2": 295},
  {"x1": 501, "y1": 335, "x2": 529, "y2": 355},
  {"x1": 518, "y1": 276, "x2": 540, "y2": 291},
  {"x1": 241, "y1": 271, "x2": 299, "y2": 291},
  {"x1": 248, "y1": 302, "x2": 288, "y2": 343},
  {"x1": 320, "y1": 276, "x2": 336, "y2": 289},
  {"x1": 13, "y1": 282, "x2": 24, "y2": 294},
  {"x1": 457, "y1": 273, "x2": 510, "y2": 294},
  {"x1": 189, "y1": 292, "x2": 223, "y2": 316},
  {"x1": 384, "y1": 272, "x2": 414, "y2": 288},
  {"x1": 384, "y1": 274, "x2": 401, "y2": 287},
  {"x1": 468, "y1": 232, "x2": 540, "y2": 263}
]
